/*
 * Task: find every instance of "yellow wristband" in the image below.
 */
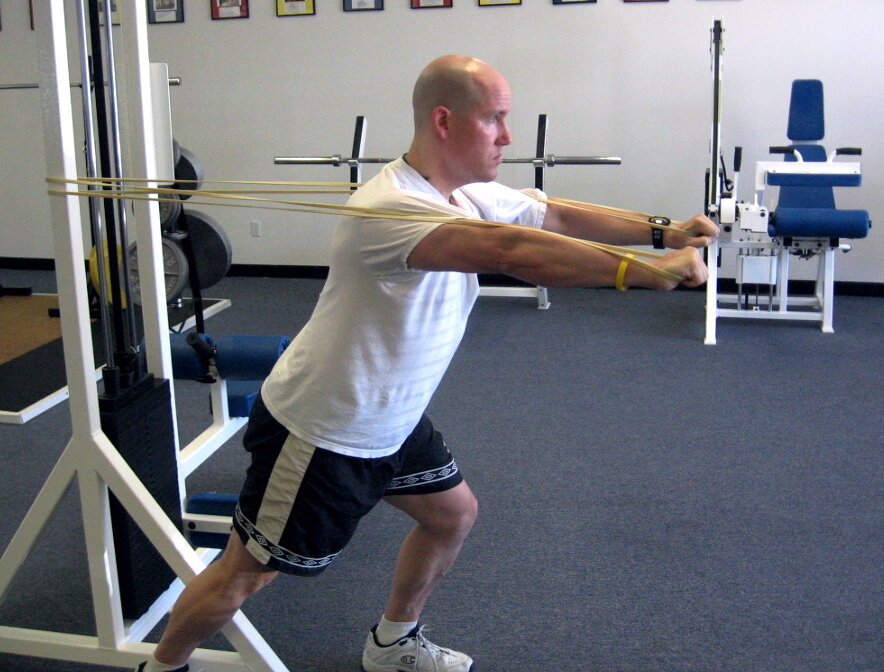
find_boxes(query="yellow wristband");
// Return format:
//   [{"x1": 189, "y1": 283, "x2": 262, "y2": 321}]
[{"x1": 615, "y1": 254, "x2": 635, "y2": 291}]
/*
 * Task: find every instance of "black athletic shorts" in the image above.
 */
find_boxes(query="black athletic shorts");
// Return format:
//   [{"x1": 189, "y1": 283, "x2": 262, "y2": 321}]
[{"x1": 232, "y1": 394, "x2": 463, "y2": 575}]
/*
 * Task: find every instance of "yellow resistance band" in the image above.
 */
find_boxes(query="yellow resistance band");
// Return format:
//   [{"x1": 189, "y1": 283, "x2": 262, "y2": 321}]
[
  {"x1": 534, "y1": 195, "x2": 692, "y2": 237},
  {"x1": 615, "y1": 254, "x2": 635, "y2": 291},
  {"x1": 46, "y1": 176, "x2": 684, "y2": 285}
]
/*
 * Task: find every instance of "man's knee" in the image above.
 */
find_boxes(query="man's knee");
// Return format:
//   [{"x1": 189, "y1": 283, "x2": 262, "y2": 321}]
[
  {"x1": 214, "y1": 534, "x2": 279, "y2": 596},
  {"x1": 419, "y1": 484, "x2": 479, "y2": 539}
]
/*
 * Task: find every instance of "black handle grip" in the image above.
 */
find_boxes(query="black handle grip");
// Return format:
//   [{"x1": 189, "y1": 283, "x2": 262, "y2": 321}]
[{"x1": 186, "y1": 332, "x2": 215, "y2": 361}]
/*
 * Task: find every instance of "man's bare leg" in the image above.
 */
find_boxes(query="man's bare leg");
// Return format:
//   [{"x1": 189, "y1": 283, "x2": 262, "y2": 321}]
[
  {"x1": 382, "y1": 480, "x2": 478, "y2": 622},
  {"x1": 152, "y1": 533, "x2": 278, "y2": 666}
]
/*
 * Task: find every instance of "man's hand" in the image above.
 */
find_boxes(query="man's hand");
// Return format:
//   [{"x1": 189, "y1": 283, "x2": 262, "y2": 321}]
[
  {"x1": 646, "y1": 247, "x2": 709, "y2": 290},
  {"x1": 665, "y1": 214, "x2": 720, "y2": 249}
]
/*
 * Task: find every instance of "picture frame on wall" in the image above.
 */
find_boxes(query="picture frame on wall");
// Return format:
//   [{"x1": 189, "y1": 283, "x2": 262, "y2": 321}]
[
  {"x1": 411, "y1": 0, "x2": 453, "y2": 8},
  {"x1": 277, "y1": 0, "x2": 315, "y2": 16},
  {"x1": 344, "y1": 0, "x2": 383, "y2": 10},
  {"x1": 552, "y1": 0, "x2": 597, "y2": 5},
  {"x1": 99, "y1": 1, "x2": 122, "y2": 26},
  {"x1": 148, "y1": 0, "x2": 184, "y2": 24},
  {"x1": 478, "y1": 0, "x2": 521, "y2": 6},
  {"x1": 624, "y1": 0, "x2": 668, "y2": 3},
  {"x1": 211, "y1": 0, "x2": 249, "y2": 20}
]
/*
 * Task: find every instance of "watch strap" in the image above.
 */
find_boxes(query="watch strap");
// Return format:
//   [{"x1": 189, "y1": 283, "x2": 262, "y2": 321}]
[{"x1": 650, "y1": 216, "x2": 670, "y2": 249}]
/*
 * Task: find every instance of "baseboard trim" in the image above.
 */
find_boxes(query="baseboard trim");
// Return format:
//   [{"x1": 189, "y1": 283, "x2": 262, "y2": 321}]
[{"x1": 3, "y1": 258, "x2": 883, "y2": 297}]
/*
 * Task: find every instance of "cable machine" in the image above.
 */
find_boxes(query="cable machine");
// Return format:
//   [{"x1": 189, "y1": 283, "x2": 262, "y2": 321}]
[
  {"x1": 703, "y1": 19, "x2": 869, "y2": 344},
  {"x1": 0, "y1": 1, "x2": 288, "y2": 669}
]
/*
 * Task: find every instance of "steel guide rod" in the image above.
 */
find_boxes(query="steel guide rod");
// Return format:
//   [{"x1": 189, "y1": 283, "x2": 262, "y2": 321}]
[
  {"x1": 75, "y1": 0, "x2": 115, "y2": 367},
  {"x1": 99, "y1": 0, "x2": 141, "y2": 348}
]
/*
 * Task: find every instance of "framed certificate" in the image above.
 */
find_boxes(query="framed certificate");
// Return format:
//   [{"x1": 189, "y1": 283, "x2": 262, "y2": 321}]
[
  {"x1": 211, "y1": 0, "x2": 249, "y2": 20},
  {"x1": 552, "y1": 0, "x2": 597, "y2": 4},
  {"x1": 344, "y1": 0, "x2": 383, "y2": 10},
  {"x1": 411, "y1": 1, "x2": 452, "y2": 8},
  {"x1": 99, "y1": 1, "x2": 122, "y2": 25},
  {"x1": 277, "y1": 0, "x2": 315, "y2": 16},
  {"x1": 148, "y1": 0, "x2": 184, "y2": 24},
  {"x1": 479, "y1": 0, "x2": 520, "y2": 5}
]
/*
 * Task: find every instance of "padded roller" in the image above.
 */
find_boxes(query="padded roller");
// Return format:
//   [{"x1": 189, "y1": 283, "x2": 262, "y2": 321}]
[
  {"x1": 168, "y1": 333, "x2": 289, "y2": 381},
  {"x1": 169, "y1": 332, "x2": 215, "y2": 379},
  {"x1": 227, "y1": 380, "x2": 262, "y2": 418},
  {"x1": 767, "y1": 173, "x2": 862, "y2": 188},
  {"x1": 187, "y1": 492, "x2": 238, "y2": 516},
  {"x1": 213, "y1": 334, "x2": 290, "y2": 380},
  {"x1": 769, "y1": 208, "x2": 870, "y2": 239}
]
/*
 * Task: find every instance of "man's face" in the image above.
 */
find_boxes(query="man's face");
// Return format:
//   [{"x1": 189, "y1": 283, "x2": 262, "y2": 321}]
[{"x1": 446, "y1": 74, "x2": 513, "y2": 184}]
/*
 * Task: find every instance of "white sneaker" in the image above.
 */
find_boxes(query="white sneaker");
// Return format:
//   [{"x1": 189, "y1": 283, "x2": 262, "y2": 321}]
[
  {"x1": 133, "y1": 663, "x2": 196, "y2": 672},
  {"x1": 362, "y1": 624, "x2": 474, "y2": 672}
]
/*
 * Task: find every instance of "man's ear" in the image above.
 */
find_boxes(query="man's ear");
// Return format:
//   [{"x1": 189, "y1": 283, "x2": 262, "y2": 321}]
[{"x1": 431, "y1": 105, "x2": 452, "y2": 138}]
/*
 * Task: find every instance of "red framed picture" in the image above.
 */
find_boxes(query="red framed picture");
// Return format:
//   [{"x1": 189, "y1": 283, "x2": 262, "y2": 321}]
[
  {"x1": 211, "y1": 0, "x2": 249, "y2": 20},
  {"x1": 412, "y1": 0, "x2": 453, "y2": 8}
]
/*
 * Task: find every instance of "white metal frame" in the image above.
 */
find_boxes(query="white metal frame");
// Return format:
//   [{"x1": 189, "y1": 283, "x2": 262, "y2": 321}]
[
  {"x1": 0, "y1": 2, "x2": 289, "y2": 669},
  {"x1": 704, "y1": 159, "x2": 860, "y2": 345}
]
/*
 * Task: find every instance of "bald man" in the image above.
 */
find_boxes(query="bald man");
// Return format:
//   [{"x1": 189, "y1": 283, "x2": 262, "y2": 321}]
[{"x1": 134, "y1": 55, "x2": 717, "y2": 672}]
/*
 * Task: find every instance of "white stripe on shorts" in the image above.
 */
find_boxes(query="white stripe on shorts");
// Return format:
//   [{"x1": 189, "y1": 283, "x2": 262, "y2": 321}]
[{"x1": 249, "y1": 433, "x2": 315, "y2": 559}]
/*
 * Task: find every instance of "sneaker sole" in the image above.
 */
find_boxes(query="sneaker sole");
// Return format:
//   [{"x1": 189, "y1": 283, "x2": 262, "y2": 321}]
[{"x1": 362, "y1": 665, "x2": 473, "y2": 672}]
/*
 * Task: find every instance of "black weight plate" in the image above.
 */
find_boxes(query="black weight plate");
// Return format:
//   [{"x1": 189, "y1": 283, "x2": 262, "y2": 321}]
[
  {"x1": 180, "y1": 209, "x2": 232, "y2": 290},
  {"x1": 127, "y1": 239, "x2": 190, "y2": 306},
  {"x1": 159, "y1": 191, "x2": 183, "y2": 230},
  {"x1": 173, "y1": 146, "x2": 204, "y2": 199}
]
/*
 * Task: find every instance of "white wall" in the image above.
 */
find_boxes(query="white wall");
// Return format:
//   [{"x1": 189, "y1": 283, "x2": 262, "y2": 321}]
[{"x1": 2, "y1": 0, "x2": 882, "y2": 282}]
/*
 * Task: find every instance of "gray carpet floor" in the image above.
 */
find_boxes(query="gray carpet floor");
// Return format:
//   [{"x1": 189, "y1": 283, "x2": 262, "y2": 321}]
[{"x1": 0, "y1": 269, "x2": 881, "y2": 672}]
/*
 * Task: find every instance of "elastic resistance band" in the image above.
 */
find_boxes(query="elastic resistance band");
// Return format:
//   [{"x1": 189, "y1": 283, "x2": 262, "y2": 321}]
[
  {"x1": 47, "y1": 177, "x2": 684, "y2": 285},
  {"x1": 615, "y1": 254, "x2": 635, "y2": 291},
  {"x1": 535, "y1": 195, "x2": 690, "y2": 237}
]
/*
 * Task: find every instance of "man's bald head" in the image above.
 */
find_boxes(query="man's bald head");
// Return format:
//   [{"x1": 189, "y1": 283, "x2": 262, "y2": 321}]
[{"x1": 411, "y1": 55, "x2": 503, "y2": 132}]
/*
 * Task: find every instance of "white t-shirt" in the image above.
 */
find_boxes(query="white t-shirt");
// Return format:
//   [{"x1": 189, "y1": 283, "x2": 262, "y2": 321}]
[{"x1": 261, "y1": 157, "x2": 547, "y2": 457}]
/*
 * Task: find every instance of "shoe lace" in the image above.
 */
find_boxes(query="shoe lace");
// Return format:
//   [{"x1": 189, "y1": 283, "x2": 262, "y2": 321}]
[{"x1": 413, "y1": 626, "x2": 456, "y2": 672}]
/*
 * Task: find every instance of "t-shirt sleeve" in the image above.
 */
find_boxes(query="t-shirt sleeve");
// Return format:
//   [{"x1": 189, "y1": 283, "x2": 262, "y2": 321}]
[
  {"x1": 457, "y1": 183, "x2": 548, "y2": 228},
  {"x1": 347, "y1": 190, "x2": 462, "y2": 279}
]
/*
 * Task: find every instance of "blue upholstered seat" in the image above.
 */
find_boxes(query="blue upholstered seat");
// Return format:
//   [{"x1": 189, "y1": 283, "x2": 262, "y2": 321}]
[{"x1": 766, "y1": 80, "x2": 870, "y2": 239}]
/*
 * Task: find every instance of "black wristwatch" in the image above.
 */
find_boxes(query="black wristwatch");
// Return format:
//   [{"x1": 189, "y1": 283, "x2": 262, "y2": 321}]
[{"x1": 650, "y1": 216, "x2": 670, "y2": 249}]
